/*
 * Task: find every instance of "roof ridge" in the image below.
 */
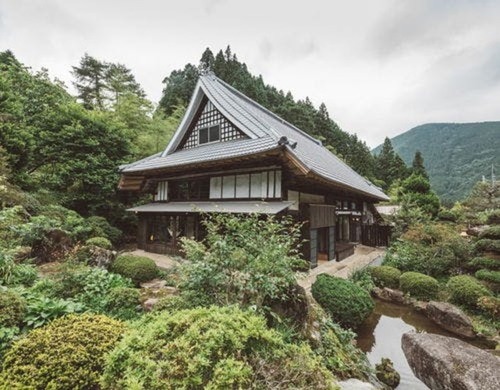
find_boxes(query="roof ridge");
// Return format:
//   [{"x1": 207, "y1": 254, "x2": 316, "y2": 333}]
[{"x1": 205, "y1": 74, "x2": 322, "y2": 146}]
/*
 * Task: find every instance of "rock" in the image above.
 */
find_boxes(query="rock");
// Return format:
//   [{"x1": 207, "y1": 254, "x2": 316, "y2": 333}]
[
  {"x1": 372, "y1": 287, "x2": 405, "y2": 304},
  {"x1": 375, "y1": 358, "x2": 400, "y2": 389},
  {"x1": 140, "y1": 279, "x2": 167, "y2": 290},
  {"x1": 337, "y1": 379, "x2": 377, "y2": 390},
  {"x1": 84, "y1": 246, "x2": 116, "y2": 268},
  {"x1": 425, "y1": 301, "x2": 476, "y2": 339},
  {"x1": 265, "y1": 284, "x2": 310, "y2": 329},
  {"x1": 142, "y1": 298, "x2": 159, "y2": 311},
  {"x1": 402, "y1": 333, "x2": 500, "y2": 390}
]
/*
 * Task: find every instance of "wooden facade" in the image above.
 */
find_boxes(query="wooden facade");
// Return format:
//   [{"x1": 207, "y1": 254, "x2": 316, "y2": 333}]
[{"x1": 120, "y1": 73, "x2": 390, "y2": 267}]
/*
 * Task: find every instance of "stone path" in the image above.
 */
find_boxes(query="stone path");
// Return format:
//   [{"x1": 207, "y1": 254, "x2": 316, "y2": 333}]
[
  {"x1": 122, "y1": 249, "x2": 181, "y2": 270},
  {"x1": 298, "y1": 245, "x2": 385, "y2": 290}
]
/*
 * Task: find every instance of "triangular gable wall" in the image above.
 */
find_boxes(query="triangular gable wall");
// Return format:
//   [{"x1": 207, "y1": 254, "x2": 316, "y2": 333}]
[{"x1": 176, "y1": 96, "x2": 248, "y2": 151}]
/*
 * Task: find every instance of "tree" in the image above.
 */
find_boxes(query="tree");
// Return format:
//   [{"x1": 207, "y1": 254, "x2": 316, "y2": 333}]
[
  {"x1": 463, "y1": 180, "x2": 500, "y2": 212},
  {"x1": 375, "y1": 137, "x2": 408, "y2": 190},
  {"x1": 72, "y1": 53, "x2": 108, "y2": 110},
  {"x1": 199, "y1": 47, "x2": 215, "y2": 72},
  {"x1": 105, "y1": 63, "x2": 145, "y2": 102},
  {"x1": 398, "y1": 173, "x2": 440, "y2": 216},
  {"x1": 411, "y1": 150, "x2": 428, "y2": 178}
]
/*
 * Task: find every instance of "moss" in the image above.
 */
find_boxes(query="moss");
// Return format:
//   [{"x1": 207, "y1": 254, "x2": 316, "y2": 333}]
[{"x1": 85, "y1": 236, "x2": 112, "y2": 250}]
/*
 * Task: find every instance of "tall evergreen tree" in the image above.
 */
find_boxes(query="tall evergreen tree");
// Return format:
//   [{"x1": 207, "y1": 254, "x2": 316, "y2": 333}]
[
  {"x1": 411, "y1": 150, "x2": 428, "y2": 178},
  {"x1": 105, "y1": 63, "x2": 145, "y2": 102},
  {"x1": 199, "y1": 48, "x2": 215, "y2": 72},
  {"x1": 375, "y1": 137, "x2": 408, "y2": 190},
  {"x1": 72, "y1": 53, "x2": 108, "y2": 110}
]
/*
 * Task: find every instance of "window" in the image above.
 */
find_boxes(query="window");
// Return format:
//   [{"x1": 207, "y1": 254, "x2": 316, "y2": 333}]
[
  {"x1": 209, "y1": 170, "x2": 282, "y2": 199},
  {"x1": 170, "y1": 179, "x2": 209, "y2": 200},
  {"x1": 154, "y1": 181, "x2": 168, "y2": 201},
  {"x1": 199, "y1": 124, "x2": 220, "y2": 145}
]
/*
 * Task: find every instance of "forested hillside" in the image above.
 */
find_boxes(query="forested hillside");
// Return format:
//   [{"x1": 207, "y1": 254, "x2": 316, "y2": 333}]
[{"x1": 373, "y1": 122, "x2": 500, "y2": 203}]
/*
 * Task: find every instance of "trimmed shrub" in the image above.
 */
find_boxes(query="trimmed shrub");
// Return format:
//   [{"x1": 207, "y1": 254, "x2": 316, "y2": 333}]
[
  {"x1": 312, "y1": 274, "x2": 374, "y2": 329},
  {"x1": 370, "y1": 266, "x2": 401, "y2": 289},
  {"x1": 0, "y1": 291, "x2": 26, "y2": 327},
  {"x1": 399, "y1": 272, "x2": 439, "y2": 301},
  {"x1": 1, "y1": 314, "x2": 126, "y2": 389},
  {"x1": 477, "y1": 296, "x2": 500, "y2": 319},
  {"x1": 85, "y1": 236, "x2": 112, "y2": 250},
  {"x1": 486, "y1": 210, "x2": 500, "y2": 225},
  {"x1": 110, "y1": 255, "x2": 158, "y2": 286},
  {"x1": 479, "y1": 225, "x2": 500, "y2": 240},
  {"x1": 475, "y1": 239, "x2": 500, "y2": 253},
  {"x1": 467, "y1": 257, "x2": 499, "y2": 271},
  {"x1": 475, "y1": 269, "x2": 500, "y2": 284},
  {"x1": 447, "y1": 275, "x2": 492, "y2": 309},
  {"x1": 437, "y1": 209, "x2": 457, "y2": 222},
  {"x1": 101, "y1": 306, "x2": 336, "y2": 389},
  {"x1": 104, "y1": 287, "x2": 141, "y2": 320}
]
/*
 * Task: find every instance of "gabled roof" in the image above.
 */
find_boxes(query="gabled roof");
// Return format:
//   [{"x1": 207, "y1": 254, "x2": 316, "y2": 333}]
[{"x1": 121, "y1": 73, "x2": 389, "y2": 201}]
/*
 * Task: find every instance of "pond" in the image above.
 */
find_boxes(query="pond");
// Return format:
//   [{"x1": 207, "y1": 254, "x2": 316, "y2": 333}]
[{"x1": 356, "y1": 299, "x2": 489, "y2": 389}]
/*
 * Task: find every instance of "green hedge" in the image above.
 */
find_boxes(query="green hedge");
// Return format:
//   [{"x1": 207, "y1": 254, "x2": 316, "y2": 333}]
[
  {"x1": 479, "y1": 225, "x2": 500, "y2": 240},
  {"x1": 0, "y1": 314, "x2": 125, "y2": 389},
  {"x1": 399, "y1": 272, "x2": 439, "y2": 301},
  {"x1": 370, "y1": 266, "x2": 401, "y2": 289},
  {"x1": 447, "y1": 275, "x2": 492, "y2": 309},
  {"x1": 467, "y1": 257, "x2": 499, "y2": 271},
  {"x1": 475, "y1": 239, "x2": 500, "y2": 253},
  {"x1": 0, "y1": 291, "x2": 26, "y2": 328},
  {"x1": 85, "y1": 236, "x2": 112, "y2": 250},
  {"x1": 110, "y1": 255, "x2": 158, "y2": 286},
  {"x1": 475, "y1": 269, "x2": 500, "y2": 284},
  {"x1": 312, "y1": 274, "x2": 374, "y2": 329}
]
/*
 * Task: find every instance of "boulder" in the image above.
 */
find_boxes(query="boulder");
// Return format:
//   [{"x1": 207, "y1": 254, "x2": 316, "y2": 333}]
[
  {"x1": 425, "y1": 301, "x2": 476, "y2": 339},
  {"x1": 84, "y1": 246, "x2": 116, "y2": 268},
  {"x1": 402, "y1": 333, "x2": 500, "y2": 390},
  {"x1": 372, "y1": 287, "x2": 405, "y2": 304},
  {"x1": 142, "y1": 297, "x2": 159, "y2": 312}
]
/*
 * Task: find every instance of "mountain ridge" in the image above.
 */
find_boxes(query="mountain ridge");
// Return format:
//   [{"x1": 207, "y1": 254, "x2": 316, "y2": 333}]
[{"x1": 373, "y1": 121, "x2": 500, "y2": 203}]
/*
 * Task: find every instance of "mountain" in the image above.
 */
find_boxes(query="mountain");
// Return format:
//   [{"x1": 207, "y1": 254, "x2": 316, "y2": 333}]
[{"x1": 373, "y1": 122, "x2": 500, "y2": 203}]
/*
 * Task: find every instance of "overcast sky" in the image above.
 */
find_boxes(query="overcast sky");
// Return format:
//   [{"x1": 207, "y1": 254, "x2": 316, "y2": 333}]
[{"x1": 1, "y1": 0, "x2": 499, "y2": 147}]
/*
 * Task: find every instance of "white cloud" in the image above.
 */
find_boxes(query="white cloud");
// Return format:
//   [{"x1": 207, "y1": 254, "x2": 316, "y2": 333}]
[{"x1": 0, "y1": 0, "x2": 499, "y2": 147}]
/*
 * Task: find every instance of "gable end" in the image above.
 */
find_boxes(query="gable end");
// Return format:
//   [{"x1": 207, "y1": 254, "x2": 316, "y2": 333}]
[{"x1": 177, "y1": 96, "x2": 248, "y2": 150}]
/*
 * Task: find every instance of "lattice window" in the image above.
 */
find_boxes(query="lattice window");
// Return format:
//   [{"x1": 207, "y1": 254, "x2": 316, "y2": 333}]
[{"x1": 180, "y1": 99, "x2": 247, "y2": 150}]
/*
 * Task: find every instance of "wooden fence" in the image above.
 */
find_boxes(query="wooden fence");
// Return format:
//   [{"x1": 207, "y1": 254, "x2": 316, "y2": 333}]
[{"x1": 361, "y1": 225, "x2": 392, "y2": 247}]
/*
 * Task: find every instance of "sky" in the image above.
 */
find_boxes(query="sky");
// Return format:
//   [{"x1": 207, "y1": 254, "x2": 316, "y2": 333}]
[{"x1": 1, "y1": 0, "x2": 499, "y2": 147}]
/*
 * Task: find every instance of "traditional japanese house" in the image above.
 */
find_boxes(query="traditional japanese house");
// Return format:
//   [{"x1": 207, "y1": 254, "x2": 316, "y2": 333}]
[{"x1": 118, "y1": 73, "x2": 389, "y2": 267}]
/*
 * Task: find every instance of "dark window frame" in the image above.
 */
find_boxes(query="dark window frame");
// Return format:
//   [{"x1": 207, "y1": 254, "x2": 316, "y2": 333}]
[{"x1": 198, "y1": 124, "x2": 221, "y2": 145}]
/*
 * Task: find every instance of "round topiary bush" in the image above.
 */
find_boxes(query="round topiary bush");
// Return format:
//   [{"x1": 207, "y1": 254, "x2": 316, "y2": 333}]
[
  {"x1": 0, "y1": 314, "x2": 126, "y2": 389},
  {"x1": 110, "y1": 255, "x2": 158, "y2": 286},
  {"x1": 399, "y1": 272, "x2": 439, "y2": 301},
  {"x1": 370, "y1": 266, "x2": 401, "y2": 289},
  {"x1": 0, "y1": 290, "x2": 26, "y2": 328},
  {"x1": 85, "y1": 236, "x2": 113, "y2": 250},
  {"x1": 101, "y1": 306, "x2": 335, "y2": 389},
  {"x1": 447, "y1": 275, "x2": 492, "y2": 309},
  {"x1": 311, "y1": 273, "x2": 374, "y2": 329}
]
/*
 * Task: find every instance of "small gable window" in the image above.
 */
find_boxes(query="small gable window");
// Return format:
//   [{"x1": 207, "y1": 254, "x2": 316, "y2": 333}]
[{"x1": 199, "y1": 124, "x2": 220, "y2": 145}]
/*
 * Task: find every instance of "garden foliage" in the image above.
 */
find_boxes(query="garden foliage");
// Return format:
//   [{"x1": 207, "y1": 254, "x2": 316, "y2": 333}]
[
  {"x1": 311, "y1": 273, "x2": 374, "y2": 329},
  {"x1": 110, "y1": 255, "x2": 158, "y2": 286},
  {"x1": 1, "y1": 314, "x2": 125, "y2": 390},
  {"x1": 101, "y1": 306, "x2": 336, "y2": 389},
  {"x1": 447, "y1": 275, "x2": 492, "y2": 309},
  {"x1": 370, "y1": 266, "x2": 401, "y2": 289}
]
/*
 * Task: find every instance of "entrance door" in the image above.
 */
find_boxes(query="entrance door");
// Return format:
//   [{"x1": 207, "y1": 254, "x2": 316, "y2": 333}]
[{"x1": 317, "y1": 227, "x2": 329, "y2": 261}]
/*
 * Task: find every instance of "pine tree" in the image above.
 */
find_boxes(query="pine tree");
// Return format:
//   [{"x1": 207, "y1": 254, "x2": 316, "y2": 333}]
[
  {"x1": 199, "y1": 48, "x2": 215, "y2": 72},
  {"x1": 375, "y1": 137, "x2": 408, "y2": 190},
  {"x1": 411, "y1": 150, "x2": 428, "y2": 178},
  {"x1": 71, "y1": 53, "x2": 108, "y2": 110},
  {"x1": 105, "y1": 63, "x2": 145, "y2": 102}
]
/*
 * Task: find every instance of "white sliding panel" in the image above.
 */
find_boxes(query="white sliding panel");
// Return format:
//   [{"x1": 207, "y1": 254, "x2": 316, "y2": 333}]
[
  {"x1": 275, "y1": 170, "x2": 282, "y2": 198},
  {"x1": 235, "y1": 174, "x2": 250, "y2": 198},
  {"x1": 250, "y1": 173, "x2": 262, "y2": 198},
  {"x1": 154, "y1": 181, "x2": 168, "y2": 201},
  {"x1": 222, "y1": 175, "x2": 235, "y2": 198},
  {"x1": 210, "y1": 177, "x2": 222, "y2": 199}
]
